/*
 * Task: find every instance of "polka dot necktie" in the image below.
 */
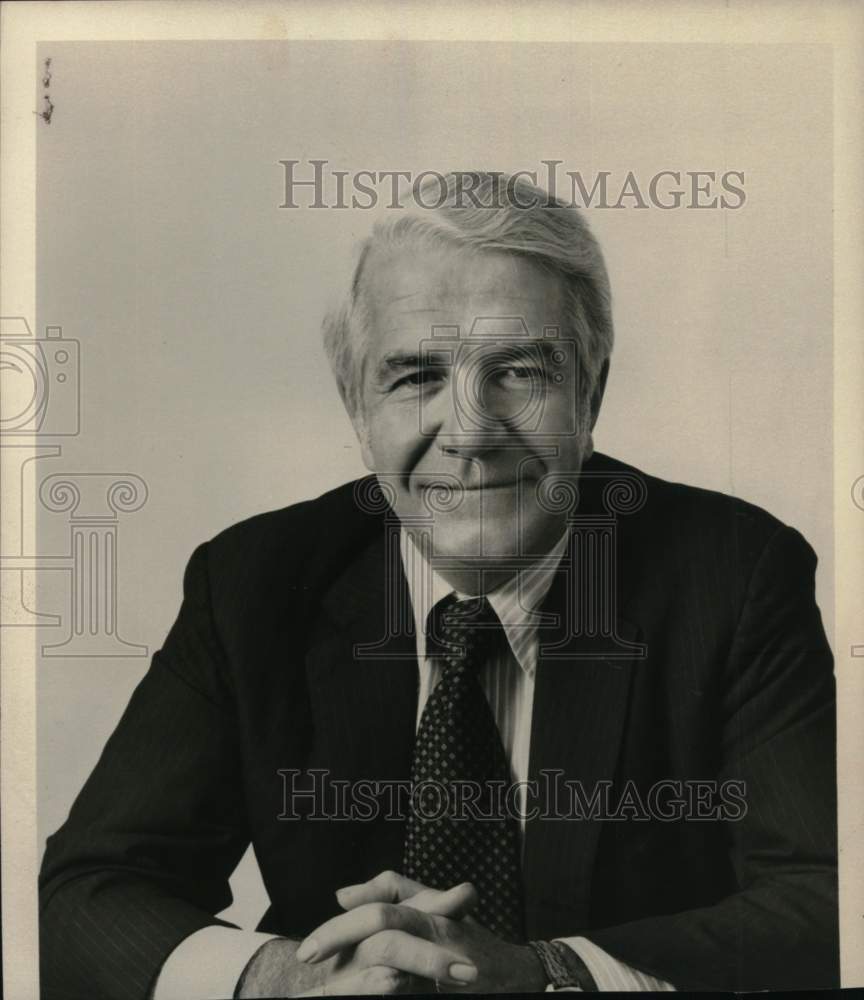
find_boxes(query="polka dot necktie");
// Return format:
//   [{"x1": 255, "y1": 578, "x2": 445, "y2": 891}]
[{"x1": 402, "y1": 594, "x2": 525, "y2": 942}]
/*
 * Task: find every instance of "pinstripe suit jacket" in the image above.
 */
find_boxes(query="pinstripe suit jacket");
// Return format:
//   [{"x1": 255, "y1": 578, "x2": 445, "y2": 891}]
[{"x1": 38, "y1": 453, "x2": 839, "y2": 998}]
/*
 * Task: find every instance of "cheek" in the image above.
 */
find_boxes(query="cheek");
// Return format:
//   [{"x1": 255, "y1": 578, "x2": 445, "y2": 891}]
[
  {"x1": 362, "y1": 406, "x2": 419, "y2": 471},
  {"x1": 538, "y1": 383, "x2": 582, "y2": 427},
  {"x1": 536, "y1": 386, "x2": 591, "y2": 449},
  {"x1": 540, "y1": 433, "x2": 588, "y2": 478}
]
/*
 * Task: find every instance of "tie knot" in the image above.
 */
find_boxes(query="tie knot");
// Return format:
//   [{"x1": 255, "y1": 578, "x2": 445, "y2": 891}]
[{"x1": 427, "y1": 594, "x2": 503, "y2": 672}]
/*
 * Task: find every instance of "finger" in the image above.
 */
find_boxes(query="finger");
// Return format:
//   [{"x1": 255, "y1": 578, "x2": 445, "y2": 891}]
[
  {"x1": 403, "y1": 881, "x2": 478, "y2": 920},
  {"x1": 359, "y1": 929, "x2": 478, "y2": 987},
  {"x1": 336, "y1": 870, "x2": 427, "y2": 909},
  {"x1": 337, "y1": 965, "x2": 413, "y2": 995},
  {"x1": 338, "y1": 873, "x2": 478, "y2": 921},
  {"x1": 293, "y1": 965, "x2": 412, "y2": 996},
  {"x1": 296, "y1": 901, "x2": 432, "y2": 962}
]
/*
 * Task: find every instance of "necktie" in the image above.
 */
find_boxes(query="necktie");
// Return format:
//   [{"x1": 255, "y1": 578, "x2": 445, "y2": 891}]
[{"x1": 402, "y1": 594, "x2": 525, "y2": 941}]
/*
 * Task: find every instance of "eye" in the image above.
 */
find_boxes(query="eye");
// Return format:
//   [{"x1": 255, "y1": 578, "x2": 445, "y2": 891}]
[
  {"x1": 392, "y1": 369, "x2": 445, "y2": 390},
  {"x1": 498, "y1": 364, "x2": 547, "y2": 383}
]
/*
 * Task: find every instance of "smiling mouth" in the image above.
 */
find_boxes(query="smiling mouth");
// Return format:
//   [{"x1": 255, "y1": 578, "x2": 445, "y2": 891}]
[
  {"x1": 432, "y1": 478, "x2": 531, "y2": 493},
  {"x1": 461, "y1": 481, "x2": 520, "y2": 491},
  {"x1": 414, "y1": 475, "x2": 537, "y2": 495}
]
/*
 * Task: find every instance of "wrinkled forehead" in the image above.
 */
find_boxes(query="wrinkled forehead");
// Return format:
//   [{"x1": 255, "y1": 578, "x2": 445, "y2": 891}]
[{"x1": 360, "y1": 242, "x2": 568, "y2": 350}]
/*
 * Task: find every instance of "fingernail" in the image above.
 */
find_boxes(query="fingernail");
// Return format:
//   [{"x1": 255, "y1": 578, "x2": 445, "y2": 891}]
[
  {"x1": 448, "y1": 962, "x2": 477, "y2": 984},
  {"x1": 295, "y1": 937, "x2": 319, "y2": 963}
]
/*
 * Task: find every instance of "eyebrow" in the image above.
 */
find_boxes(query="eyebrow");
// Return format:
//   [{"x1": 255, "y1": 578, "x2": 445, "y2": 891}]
[
  {"x1": 374, "y1": 352, "x2": 433, "y2": 383},
  {"x1": 373, "y1": 340, "x2": 566, "y2": 384}
]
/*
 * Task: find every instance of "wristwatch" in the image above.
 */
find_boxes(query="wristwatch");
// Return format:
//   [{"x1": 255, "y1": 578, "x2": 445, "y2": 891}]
[{"x1": 528, "y1": 940, "x2": 598, "y2": 991}]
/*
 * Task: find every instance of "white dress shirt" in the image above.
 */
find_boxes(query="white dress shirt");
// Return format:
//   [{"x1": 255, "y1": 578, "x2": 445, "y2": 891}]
[{"x1": 154, "y1": 529, "x2": 674, "y2": 997}]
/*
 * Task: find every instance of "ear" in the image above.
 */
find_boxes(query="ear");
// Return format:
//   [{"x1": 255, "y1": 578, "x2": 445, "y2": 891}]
[
  {"x1": 581, "y1": 359, "x2": 610, "y2": 462},
  {"x1": 589, "y1": 358, "x2": 610, "y2": 432},
  {"x1": 359, "y1": 435, "x2": 375, "y2": 472},
  {"x1": 348, "y1": 406, "x2": 376, "y2": 471}
]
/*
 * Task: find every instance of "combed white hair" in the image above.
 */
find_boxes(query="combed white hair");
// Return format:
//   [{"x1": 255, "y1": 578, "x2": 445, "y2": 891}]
[{"x1": 322, "y1": 171, "x2": 613, "y2": 421}]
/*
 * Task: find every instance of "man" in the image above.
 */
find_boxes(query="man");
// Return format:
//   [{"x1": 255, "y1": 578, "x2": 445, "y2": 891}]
[{"x1": 39, "y1": 173, "x2": 838, "y2": 997}]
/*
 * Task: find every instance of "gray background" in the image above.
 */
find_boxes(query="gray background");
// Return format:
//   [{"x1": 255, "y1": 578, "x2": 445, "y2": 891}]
[{"x1": 35, "y1": 40, "x2": 833, "y2": 929}]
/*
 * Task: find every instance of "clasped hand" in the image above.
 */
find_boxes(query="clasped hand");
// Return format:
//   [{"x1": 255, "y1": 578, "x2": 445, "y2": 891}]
[{"x1": 292, "y1": 870, "x2": 544, "y2": 994}]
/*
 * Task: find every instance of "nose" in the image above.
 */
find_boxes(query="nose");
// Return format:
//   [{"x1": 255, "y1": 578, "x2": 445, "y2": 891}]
[
  {"x1": 437, "y1": 428, "x2": 498, "y2": 460},
  {"x1": 429, "y1": 359, "x2": 511, "y2": 459}
]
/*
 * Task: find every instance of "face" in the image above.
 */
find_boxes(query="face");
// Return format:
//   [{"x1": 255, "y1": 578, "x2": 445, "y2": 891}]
[{"x1": 354, "y1": 242, "x2": 605, "y2": 591}]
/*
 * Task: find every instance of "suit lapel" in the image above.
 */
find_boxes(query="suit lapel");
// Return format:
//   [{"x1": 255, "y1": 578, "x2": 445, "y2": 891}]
[
  {"x1": 304, "y1": 522, "x2": 419, "y2": 784},
  {"x1": 522, "y1": 565, "x2": 644, "y2": 939},
  {"x1": 301, "y1": 521, "x2": 420, "y2": 882}
]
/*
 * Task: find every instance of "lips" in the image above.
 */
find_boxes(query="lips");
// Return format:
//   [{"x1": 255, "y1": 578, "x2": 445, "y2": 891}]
[
  {"x1": 452, "y1": 476, "x2": 536, "y2": 492},
  {"x1": 413, "y1": 475, "x2": 537, "y2": 495},
  {"x1": 461, "y1": 481, "x2": 520, "y2": 491}
]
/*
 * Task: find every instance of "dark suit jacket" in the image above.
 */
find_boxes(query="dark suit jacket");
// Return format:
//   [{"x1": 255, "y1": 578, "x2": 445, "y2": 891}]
[{"x1": 39, "y1": 453, "x2": 839, "y2": 998}]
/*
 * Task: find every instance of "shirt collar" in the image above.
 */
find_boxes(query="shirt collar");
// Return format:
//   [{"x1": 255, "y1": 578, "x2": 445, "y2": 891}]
[{"x1": 399, "y1": 528, "x2": 569, "y2": 679}]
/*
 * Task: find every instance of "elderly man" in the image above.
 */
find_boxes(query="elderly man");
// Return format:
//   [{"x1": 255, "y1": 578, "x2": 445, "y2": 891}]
[{"x1": 39, "y1": 173, "x2": 838, "y2": 997}]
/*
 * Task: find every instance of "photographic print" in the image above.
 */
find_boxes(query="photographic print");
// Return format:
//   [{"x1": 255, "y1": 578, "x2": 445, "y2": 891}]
[{"x1": 2, "y1": 3, "x2": 862, "y2": 997}]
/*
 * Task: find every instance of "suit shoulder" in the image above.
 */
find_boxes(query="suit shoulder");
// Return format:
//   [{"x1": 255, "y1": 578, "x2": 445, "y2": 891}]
[
  {"x1": 200, "y1": 476, "x2": 380, "y2": 587},
  {"x1": 592, "y1": 455, "x2": 820, "y2": 634},
  {"x1": 209, "y1": 477, "x2": 362, "y2": 540},
  {"x1": 592, "y1": 452, "x2": 794, "y2": 553}
]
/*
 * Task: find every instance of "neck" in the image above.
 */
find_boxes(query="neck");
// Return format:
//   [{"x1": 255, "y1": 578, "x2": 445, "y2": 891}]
[
  {"x1": 427, "y1": 562, "x2": 517, "y2": 597},
  {"x1": 405, "y1": 528, "x2": 569, "y2": 598}
]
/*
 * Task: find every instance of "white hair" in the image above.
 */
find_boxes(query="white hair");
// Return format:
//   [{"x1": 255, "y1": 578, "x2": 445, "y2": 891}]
[{"x1": 322, "y1": 171, "x2": 613, "y2": 422}]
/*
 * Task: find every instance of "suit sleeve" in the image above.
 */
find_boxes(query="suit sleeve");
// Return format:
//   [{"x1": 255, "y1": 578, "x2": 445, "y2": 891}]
[
  {"x1": 583, "y1": 525, "x2": 839, "y2": 990},
  {"x1": 39, "y1": 543, "x2": 252, "y2": 1000}
]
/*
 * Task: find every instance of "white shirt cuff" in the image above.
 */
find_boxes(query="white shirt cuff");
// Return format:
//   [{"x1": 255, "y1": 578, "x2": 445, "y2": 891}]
[
  {"x1": 555, "y1": 936, "x2": 676, "y2": 991},
  {"x1": 152, "y1": 926, "x2": 282, "y2": 1000}
]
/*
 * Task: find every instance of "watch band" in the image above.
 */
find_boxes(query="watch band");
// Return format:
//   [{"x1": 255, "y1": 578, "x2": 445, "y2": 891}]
[{"x1": 529, "y1": 940, "x2": 598, "y2": 992}]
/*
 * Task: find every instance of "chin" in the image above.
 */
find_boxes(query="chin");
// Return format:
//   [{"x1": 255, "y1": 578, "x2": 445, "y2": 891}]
[
  {"x1": 427, "y1": 513, "x2": 489, "y2": 561},
  {"x1": 428, "y1": 510, "x2": 561, "y2": 563}
]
